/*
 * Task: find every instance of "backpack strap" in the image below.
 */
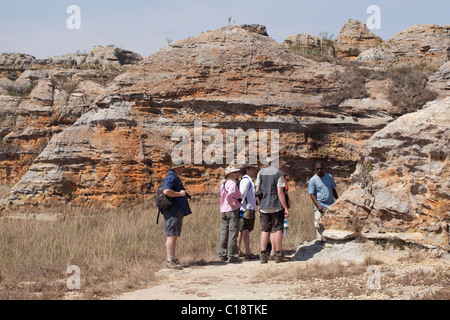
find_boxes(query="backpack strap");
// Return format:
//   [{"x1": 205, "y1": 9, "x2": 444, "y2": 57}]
[
  {"x1": 156, "y1": 208, "x2": 162, "y2": 224},
  {"x1": 240, "y1": 176, "x2": 251, "y2": 204}
]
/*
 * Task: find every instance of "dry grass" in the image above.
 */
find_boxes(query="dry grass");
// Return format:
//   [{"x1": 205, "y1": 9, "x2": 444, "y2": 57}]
[
  {"x1": 0, "y1": 188, "x2": 318, "y2": 300},
  {"x1": 0, "y1": 203, "x2": 164, "y2": 299}
]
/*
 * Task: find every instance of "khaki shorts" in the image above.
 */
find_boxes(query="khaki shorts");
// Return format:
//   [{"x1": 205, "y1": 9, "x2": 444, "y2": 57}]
[
  {"x1": 314, "y1": 210, "x2": 325, "y2": 239},
  {"x1": 239, "y1": 210, "x2": 256, "y2": 232}
]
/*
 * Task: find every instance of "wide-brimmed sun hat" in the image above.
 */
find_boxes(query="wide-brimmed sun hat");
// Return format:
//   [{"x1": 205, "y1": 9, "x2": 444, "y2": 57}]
[
  {"x1": 224, "y1": 164, "x2": 241, "y2": 177},
  {"x1": 171, "y1": 162, "x2": 187, "y2": 170}
]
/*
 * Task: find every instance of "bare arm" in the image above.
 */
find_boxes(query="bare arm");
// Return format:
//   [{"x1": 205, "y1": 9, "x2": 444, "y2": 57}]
[
  {"x1": 163, "y1": 189, "x2": 186, "y2": 198},
  {"x1": 309, "y1": 194, "x2": 325, "y2": 213},
  {"x1": 278, "y1": 187, "x2": 290, "y2": 218},
  {"x1": 255, "y1": 186, "x2": 261, "y2": 216}
]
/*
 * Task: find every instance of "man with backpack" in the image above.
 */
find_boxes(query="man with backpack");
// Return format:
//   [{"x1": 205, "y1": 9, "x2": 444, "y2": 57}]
[
  {"x1": 161, "y1": 162, "x2": 191, "y2": 270},
  {"x1": 237, "y1": 164, "x2": 258, "y2": 260},
  {"x1": 255, "y1": 157, "x2": 290, "y2": 264}
]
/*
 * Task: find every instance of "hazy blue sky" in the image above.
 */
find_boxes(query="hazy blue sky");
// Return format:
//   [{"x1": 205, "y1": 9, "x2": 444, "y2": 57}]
[{"x1": 0, "y1": 0, "x2": 449, "y2": 59}]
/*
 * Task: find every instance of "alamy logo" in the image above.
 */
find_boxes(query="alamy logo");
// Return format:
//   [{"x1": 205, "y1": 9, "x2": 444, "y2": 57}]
[
  {"x1": 171, "y1": 121, "x2": 279, "y2": 166},
  {"x1": 366, "y1": 265, "x2": 381, "y2": 290},
  {"x1": 66, "y1": 5, "x2": 81, "y2": 30},
  {"x1": 66, "y1": 265, "x2": 81, "y2": 290},
  {"x1": 367, "y1": 5, "x2": 381, "y2": 30}
]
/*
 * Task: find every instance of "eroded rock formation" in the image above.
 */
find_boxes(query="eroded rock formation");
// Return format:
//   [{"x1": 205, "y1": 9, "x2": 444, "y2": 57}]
[
  {"x1": 0, "y1": 47, "x2": 143, "y2": 186},
  {"x1": 322, "y1": 97, "x2": 450, "y2": 250},
  {"x1": 358, "y1": 24, "x2": 450, "y2": 68},
  {"x1": 336, "y1": 19, "x2": 383, "y2": 59},
  {"x1": 1, "y1": 25, "x2": 395, "y2": 208}
]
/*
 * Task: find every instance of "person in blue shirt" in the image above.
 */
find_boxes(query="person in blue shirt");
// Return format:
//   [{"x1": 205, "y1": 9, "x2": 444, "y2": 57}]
[
  {"x1": 308, "y1": 161, "x2": 339, "y2": 241},
  {"x1": 162, "y1": 163, "x2": 192, "y2": 270}
]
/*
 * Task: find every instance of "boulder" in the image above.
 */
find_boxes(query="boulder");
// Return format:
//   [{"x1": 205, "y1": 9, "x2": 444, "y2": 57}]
[
  {"x1": 83, "y1": 46, "x2": 143, "y2": 68},
  {"x1": 336, "y1": 20, "x2": 383, "y2": 59},
  {"x1": 428, "y1": 61, "x2": 450, "y2": 96},
  {"x1": 358, "y1": 24, "x2": 450, "y2": 68},
  {"x1": 0, "y1": 53, "x2": 36, "y2": 71},
  {"x1": 322, "y1": 97, "x2": 450, "y2": 250}
]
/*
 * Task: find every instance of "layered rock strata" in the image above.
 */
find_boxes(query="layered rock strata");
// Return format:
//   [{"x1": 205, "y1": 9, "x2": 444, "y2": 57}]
[
  {"x1": 322, "y1": 97, "x2": 450, "y2": 250},
  {"x1": 1, "y1": 25, "x2": 395, "y2": 207},
  {"x1": 358, "y1": 24, "x2": 450, "y2": 68},
  {"x1": 0, "y1": 47, "x2": 143, "y2": 185}
]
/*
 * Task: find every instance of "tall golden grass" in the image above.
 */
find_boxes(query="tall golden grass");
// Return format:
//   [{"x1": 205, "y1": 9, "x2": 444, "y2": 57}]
[{"x1": 0, "y1": 188, "x2": 318, "y2": 300}]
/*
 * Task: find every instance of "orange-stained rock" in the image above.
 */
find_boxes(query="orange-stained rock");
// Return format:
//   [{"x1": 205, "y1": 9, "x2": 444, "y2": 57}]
[
  {"x1": 336, "y1": 20, "x2": 383, "y2": 59},
  {"x1": 0, "y1": 46, "x2": 143, "y2": 186},
  {"x1": 1, "y1": 25, "x2": 396, "y2": 208}
]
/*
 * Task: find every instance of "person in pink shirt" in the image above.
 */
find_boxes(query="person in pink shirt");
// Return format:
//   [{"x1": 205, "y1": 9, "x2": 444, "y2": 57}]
[{"x1": 219, "y1": 165, "x2": 243, "y2": 263}]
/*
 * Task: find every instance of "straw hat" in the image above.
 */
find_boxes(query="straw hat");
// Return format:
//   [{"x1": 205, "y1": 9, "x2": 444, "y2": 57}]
[
  {"x1": 224, "y1": 164, "x2": 241, "y2": 177},
  {"x1": 170, "y1": 162, "x2": 187, "y2": 170}
]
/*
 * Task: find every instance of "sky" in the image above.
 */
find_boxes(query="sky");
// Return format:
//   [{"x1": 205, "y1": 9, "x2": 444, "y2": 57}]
[{"x1": 0, "y1": 0, "x2": 449, "y2": 59}]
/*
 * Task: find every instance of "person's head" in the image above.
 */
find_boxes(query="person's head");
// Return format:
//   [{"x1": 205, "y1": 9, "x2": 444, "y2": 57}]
[
  {"x1": 315, "y1": 161, "x2": 325, "y2": 177},
  {"x1": 224, "y1": 165, "x2": 241, "y2": 181},
  {"x1": 171, "y1": 163, "x2": 186, "y2": 175},
  {"x1": 270, "y1": 156, "x2": 287, "y2": 168},
  {"x1": 242, "y1": 165, "x2": 257, "y2": 177},
  {"x1": 280, "y1": 159, "x2": 289, "y2": 172}
]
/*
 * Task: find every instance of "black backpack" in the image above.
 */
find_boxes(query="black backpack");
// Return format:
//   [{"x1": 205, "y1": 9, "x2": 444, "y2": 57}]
[
  {"x1": 155, "y1": 172, "x2": 178, "y2": 224},
  {"x1": 155, "y1": 185, "x2": 174, "y2": 224}
]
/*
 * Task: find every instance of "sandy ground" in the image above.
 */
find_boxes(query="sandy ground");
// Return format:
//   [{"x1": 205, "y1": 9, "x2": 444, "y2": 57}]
[{"x1": 116, "y1": 240, "x2": 450, "y2": 300}]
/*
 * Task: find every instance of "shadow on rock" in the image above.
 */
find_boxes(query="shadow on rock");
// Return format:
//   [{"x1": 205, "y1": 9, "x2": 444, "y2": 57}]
[{"x1": 293, "y1": 240, "x2": 325, "y2": 261}]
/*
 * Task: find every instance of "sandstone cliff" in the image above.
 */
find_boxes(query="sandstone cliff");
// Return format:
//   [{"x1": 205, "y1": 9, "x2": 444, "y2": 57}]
[
  {"x1": 1, "y1": 25, "x2": 395, "y2": 208},
  {"x1": 322, "y1": 97, "x2": 450, "y2": 250},
  {"x1": 0, "y1": 46, "x2": 143, "y2": 186}
]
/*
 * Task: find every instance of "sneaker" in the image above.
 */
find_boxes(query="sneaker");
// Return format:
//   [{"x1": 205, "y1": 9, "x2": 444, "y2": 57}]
[
  {"x1": 166, "y1": 259, "x2": 183, "y2": 270},
  {"x1": 219, "y1": 255, "x2": 228, "y2": 262},
  {"x1": 260, "y1": 252, "x2": 268, "y2": 264}
]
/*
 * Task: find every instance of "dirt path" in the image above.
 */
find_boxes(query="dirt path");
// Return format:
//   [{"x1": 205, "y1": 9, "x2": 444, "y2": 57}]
[
  {"x1": 117, "y1": 260, "x2": 295, "y2": 300},
  {"x1": 116, "y1": 241, "x2": 449, "y2": 300}
]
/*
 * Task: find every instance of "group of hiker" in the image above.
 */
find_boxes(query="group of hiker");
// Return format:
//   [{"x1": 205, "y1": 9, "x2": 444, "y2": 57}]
[{"x1": 159, "y1": 158, "x2": 338, "y2": 270}]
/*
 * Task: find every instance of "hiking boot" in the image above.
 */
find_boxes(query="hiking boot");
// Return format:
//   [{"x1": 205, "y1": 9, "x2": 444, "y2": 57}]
[
  {"x1": 274, "y1": 251, "x2": 290, "y2": 263},
  {"x1": 260, "y1": 252, "x2": 268, "y2": 264},
  {"x1": 166, "y1": 259, "x2": 183, "y2": 270},
  {"x1": 269, "y1": 252, "x2": 275, "y2": 261},
  {"x1": 228, "y1": 257, "x2": 242, "y2": 264}
]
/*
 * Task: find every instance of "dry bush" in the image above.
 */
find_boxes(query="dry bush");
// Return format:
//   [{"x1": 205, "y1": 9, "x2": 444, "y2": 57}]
[
  {"x1": 321, "y1": 67, "x2": 370, "y2": 108},
  {"x1": 386, "y1": 64, "x2": 438, "y2": 114}
]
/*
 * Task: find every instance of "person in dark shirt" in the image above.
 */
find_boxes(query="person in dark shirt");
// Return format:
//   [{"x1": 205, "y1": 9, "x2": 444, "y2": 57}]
[{"x1": 162, "y1": 163, "x2": 191, "y2": 270}]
